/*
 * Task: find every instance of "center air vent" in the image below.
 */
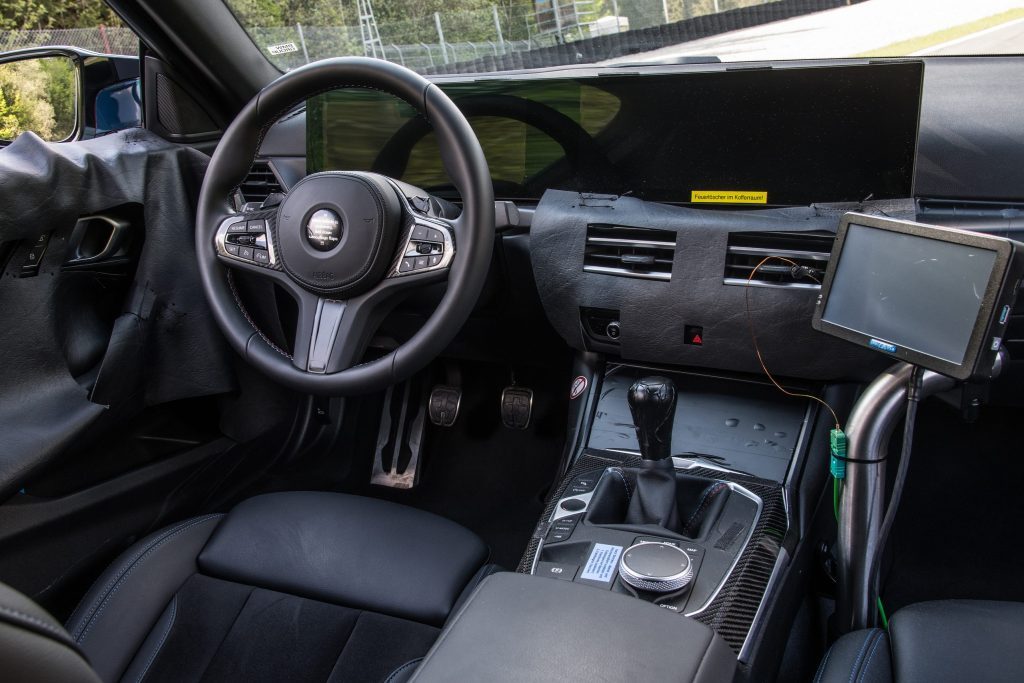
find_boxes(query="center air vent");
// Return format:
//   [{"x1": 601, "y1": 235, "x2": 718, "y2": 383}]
[
  {"x1": 584, "y1": 225, "x2": 676, "y2": 281},
  {"x1": 239, "y1": 161, "x2": 284, "y2": 204},
  {"x1": 723, "y1": 231, "x2": 834, "y2": 289}
]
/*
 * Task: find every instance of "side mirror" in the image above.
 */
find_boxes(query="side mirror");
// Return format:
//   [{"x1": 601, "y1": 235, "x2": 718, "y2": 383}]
[{"x1": 0, "y1": 51, "x2": 80, "y2": 143}]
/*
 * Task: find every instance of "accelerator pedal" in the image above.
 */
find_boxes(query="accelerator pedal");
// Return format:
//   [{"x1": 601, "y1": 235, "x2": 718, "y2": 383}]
[{"x1": 501, "y1": 385, "x2": 534, "y2": 430}]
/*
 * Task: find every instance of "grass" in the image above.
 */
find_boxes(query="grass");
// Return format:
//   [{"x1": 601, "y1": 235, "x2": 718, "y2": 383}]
[{"x1": 856, "y1": 8, "x2": 1024, "y2": 57}]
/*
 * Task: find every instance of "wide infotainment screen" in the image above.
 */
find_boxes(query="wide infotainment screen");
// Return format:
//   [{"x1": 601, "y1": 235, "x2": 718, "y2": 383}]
[
  {"x1": 307, "y1": 62, "x2": 923, "y2": 205},
  {"x1": 813, "y1": 214, "x2": 1019, "y2": 380}
]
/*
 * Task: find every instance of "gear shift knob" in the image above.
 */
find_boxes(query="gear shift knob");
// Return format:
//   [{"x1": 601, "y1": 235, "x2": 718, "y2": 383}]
[{"x1": 627, "y1": 376, "x2": 677, "y2": 461}]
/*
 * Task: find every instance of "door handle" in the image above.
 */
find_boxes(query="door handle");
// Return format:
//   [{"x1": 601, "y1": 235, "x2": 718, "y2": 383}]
[{"x1": 65, "y1": 215, "x2": 131, "y2": 267}]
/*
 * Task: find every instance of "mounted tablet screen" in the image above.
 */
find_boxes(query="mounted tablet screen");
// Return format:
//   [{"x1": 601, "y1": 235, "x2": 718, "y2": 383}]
[{"x1": 813, "y1": 214, "x2": 1020, "y2": 380}]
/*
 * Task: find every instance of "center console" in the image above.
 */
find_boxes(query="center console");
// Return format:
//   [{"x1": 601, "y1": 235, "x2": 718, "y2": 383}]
[{"x1": 518, "y1": 364, "x2": 803, "y2": 662}]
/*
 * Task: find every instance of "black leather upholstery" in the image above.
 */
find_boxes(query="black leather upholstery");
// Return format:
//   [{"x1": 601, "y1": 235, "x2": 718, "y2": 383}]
[
  {"x1": 52, "y1": 492, "x2": 486, "y2": 682},
  {"x1": 0, "y1": 581, "x2": 100, "y2": 683},
  {"x1": 409, "y1": 572, "x2": 736, "y2": 683},
  {"x1": 816, "y1": 600, "x2": 1024, "y2": 683},
  {"x1": 197, "y1": 492, "x2": 487, "y2": 626}
]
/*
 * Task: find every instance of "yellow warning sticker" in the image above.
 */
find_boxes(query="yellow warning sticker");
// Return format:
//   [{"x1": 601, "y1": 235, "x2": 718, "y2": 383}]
[{"x1": 690, "y1": 190, "x2": 768, "y2": 204}]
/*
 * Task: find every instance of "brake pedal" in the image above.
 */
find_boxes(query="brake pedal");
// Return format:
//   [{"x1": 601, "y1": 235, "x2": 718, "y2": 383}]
[
  {"x1": 501, "y1": 386, "x2": 534, "y2": 430},
  {"x1": 429, "y1": 385, "x2": 461, "y2": 427}
]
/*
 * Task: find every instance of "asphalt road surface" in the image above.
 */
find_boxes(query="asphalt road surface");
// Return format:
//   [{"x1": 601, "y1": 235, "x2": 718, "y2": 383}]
[{"x1": 920, "y1": 17, "x2": 1024, "y2": 55}]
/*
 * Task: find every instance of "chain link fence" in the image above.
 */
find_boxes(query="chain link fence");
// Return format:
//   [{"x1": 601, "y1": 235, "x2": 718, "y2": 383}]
[
  {"x1": 0, "y1": 26, "x2": 137, "y2": 56},
  {"x1": 0, "y1": 0, "x2": 791, "y2": 73}
]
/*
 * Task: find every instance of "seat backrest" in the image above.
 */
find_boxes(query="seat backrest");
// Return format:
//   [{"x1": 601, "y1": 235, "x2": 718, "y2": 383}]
[{"x1": 0, "y1": 581, "x2": 101, "y2": 683}]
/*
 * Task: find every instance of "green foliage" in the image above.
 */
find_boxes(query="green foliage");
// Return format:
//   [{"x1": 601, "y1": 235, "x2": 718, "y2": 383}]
[
  {"x1": 0, "y1": 0, "x2": 121, "y2": 30},
  {"x1": 0, "y1": 56, "x2": 76, "y2": 141}
]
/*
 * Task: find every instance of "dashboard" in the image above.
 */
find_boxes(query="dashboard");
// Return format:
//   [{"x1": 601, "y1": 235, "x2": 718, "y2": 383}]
[{"x1": 250, "y1": 57, "x2": 1024, "y2": 384}]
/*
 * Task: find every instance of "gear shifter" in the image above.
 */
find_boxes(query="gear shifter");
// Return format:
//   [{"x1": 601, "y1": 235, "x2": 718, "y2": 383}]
[{"x1": 627, "y1": 376, "x2": 677, "y2": 461}]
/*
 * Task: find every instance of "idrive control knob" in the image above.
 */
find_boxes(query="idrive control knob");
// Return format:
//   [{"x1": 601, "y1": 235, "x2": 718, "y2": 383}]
[{"x1": 618, "y1": 541, "x2": 693, "y2": 593}]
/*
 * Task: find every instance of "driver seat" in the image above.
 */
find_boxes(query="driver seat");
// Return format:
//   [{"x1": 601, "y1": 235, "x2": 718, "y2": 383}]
[{"x1": 0, "y1": 492, "x2": 489, "y2": 683}]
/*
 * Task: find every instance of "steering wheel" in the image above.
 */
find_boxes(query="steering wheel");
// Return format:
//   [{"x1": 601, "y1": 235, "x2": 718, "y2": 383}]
[{"x1": 196, "y1": 58, "x2": 494, "y2": 395}]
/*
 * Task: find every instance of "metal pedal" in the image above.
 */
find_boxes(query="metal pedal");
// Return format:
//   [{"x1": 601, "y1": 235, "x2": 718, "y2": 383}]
[
  {"x1": 371, "y1": 379, "x2": 427, "y2": 489},
  {"x1": 501, "y1": 386, "x2": 534, "y2": 430},
  {"x1": 428, "y1": 385, "x2": 461, "y2": 427}
]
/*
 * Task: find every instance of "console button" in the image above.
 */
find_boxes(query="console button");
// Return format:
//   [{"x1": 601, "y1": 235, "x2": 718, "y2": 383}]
[
  {"x1": 536, "y1": 562, "x2": 578, "y2": 582},
  {"x1": 246, "y1": 219, "x2": 267, "y2": 233},
  {"x1": 567, "y1": 472, "x2": 600, "y2": 495},
  {"x1": 253, "y1": 248, "x2": 270, "y2": 265},
  {"x1": 238, "y1": 246, "x2": 254, "y2": 261},
  {"x1": 225, "y1": 243, "x2": 240, "y2": 256},
  {"x1": 560, "y1": 498, "x2": 586, "y2": 512}
]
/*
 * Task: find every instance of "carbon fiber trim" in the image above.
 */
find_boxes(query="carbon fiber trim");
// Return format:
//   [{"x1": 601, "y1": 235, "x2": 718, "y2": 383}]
[{"x1": 517, "y1": 449, "x2": 788, "y2": 654}]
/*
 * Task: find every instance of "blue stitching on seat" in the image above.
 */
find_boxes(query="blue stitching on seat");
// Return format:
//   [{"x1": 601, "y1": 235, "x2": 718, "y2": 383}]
[
  {"x1": 856, "y1": 629, "x2": 886, "y2": 683},
  {"x1": 384, "y1": 657, "x2": 422, "y2": 683},
  {"x1": 72, "y1": 514, "x2": 222, "y2": 643},
  {"x1": 848, "y1": 630, "x2": 881, "y2": 683},
  {"x1": 135, "y1": 595, "x2": 177, "y2": 683},
  {"x1": 813, "y1": 646, "x2": 833, "y2": 683}
]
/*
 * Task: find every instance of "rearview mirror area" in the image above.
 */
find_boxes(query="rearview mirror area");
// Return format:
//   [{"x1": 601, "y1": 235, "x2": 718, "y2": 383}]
[{"x1": 0, "y1": 54, "x2": 79, "y2": 143}]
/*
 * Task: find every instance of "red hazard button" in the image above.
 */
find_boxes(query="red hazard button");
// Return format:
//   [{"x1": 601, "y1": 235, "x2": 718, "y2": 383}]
[{"x1": 685, "y1": 325, "x2": 704, "y2": 346}]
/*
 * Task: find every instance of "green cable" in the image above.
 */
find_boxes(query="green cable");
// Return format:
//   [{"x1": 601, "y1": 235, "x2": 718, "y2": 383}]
[
  {"x1": 877, "y1": 597, "x2": 889, "y2": 629},
  {"x1": 832, "y1": 477, "x2": 841, "y2": 520}
]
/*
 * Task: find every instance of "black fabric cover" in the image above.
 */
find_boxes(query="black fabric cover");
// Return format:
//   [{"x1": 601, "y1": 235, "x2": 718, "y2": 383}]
[
  {"x1": 816, "y1": 600, "x2": 1024, "y2": 683},
  {"x1": 0, "y1": 129, "x2": 234, "y2": 501},
  {"x1": 529, "y1": 190, "x2": 915, "y2": 381},
  {"x1": 130, "y1": 574, "x2": 439, "y2": 683},
  {"x1": 197, "y1": 492, "x2": 489, "y2": 626},
  {"x1": 409, "y1": 572, "x2": 736, "y2": 683}
]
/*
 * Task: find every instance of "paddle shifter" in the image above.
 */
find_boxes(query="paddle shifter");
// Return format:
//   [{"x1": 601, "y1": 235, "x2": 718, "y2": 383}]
[{"x1": 627, "y1": 376, "x2": 677, "y2": 461}]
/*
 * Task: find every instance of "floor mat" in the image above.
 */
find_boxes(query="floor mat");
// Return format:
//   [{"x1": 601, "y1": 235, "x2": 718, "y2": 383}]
[
  {"x1": 880, "y1": 400, "x2": 1024, "y2": 611},
  {"x1": 351, "y1": 361, "x2": 569, "y2": 570}
]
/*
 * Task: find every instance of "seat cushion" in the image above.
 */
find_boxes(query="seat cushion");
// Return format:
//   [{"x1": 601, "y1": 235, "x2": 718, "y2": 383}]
[
  {"x1": 197, "y1": 492, "x2": 488, "y2": 626},
  {"x1": 65, "y1": 492, "x2": 488, "y2": 682},
  {"x1": 815, "y1": 600, "x2": 1024, "y2": 683}
]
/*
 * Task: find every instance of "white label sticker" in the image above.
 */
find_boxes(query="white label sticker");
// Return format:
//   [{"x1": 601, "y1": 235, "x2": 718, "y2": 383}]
[
  {"x1": 267, "y1": 42, "x2": 299, "y2": 55},
  {"x1": 580, "y1": 543, "x2": 622, "y2": 582}
]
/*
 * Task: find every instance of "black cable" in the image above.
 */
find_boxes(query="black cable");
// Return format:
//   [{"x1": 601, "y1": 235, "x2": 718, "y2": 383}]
[{"x1": 868, "y1": 366, "x2": 925, "y2": 618}]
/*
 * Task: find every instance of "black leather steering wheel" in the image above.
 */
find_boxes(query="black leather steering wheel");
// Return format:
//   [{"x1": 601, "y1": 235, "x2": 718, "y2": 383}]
[{"x1": 196, "y1": 58, "x2": 494, "y2": 395}]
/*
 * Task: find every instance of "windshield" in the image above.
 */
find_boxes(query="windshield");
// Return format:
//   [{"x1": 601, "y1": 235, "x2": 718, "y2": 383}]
[{"x1": 227, "y1": 0, "x2": 1024, "y2": 74}]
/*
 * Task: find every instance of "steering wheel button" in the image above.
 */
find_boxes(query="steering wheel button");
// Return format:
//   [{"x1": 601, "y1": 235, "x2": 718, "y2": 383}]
[
  {"x1": 428, "y1": 254, "x2": 442, "y2": 267},
  {"x1": 253, "y1": 249, "x2": 270, "y2": 265},
  {"x1": 246, "y1": 219, "x2": 267, "y2": 233},
  {"x1": 238, "y1": 246, "x2": 254, "y2": 261},
  {"x1": 426, "y1": 228, "x2": 444, "y2": 242},
  {"x1": 227, "y1": 221, "x2": 248, "y2": 233},
  {"x1": 225, "y1": 243, "x2": 240, "y2": 256},
  {"x1": 399, "y1": 258, "x2": 414, "y2": 272},
  {"x1": 411, "y1": 225, "x2": 429, "y2": 240},
  {"x1": 414, "y1": 256, "x2": 429, "y2": 269}
]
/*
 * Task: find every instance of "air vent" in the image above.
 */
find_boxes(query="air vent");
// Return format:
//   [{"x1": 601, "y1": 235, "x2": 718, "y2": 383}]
[
  {"x1": 723, "y1": 231, "x2": 834, "y2": 289},
  {"x1": 584, "y1": 225, "x2": 676, "y2": 281},
  {"x1": 239, "y1": 161, "x2": 284, "y2": 204}
]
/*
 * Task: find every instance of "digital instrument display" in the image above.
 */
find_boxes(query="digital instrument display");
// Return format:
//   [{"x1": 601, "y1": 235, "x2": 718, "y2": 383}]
[
  {"x1": 307, "y1": 62, "x2": 924, "y2": 205},
  {"x1": 813, "y1": 214, "x2": 1021, "y2": 380}
]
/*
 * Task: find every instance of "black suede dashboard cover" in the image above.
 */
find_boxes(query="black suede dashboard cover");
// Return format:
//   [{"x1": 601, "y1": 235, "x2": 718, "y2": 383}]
[{"x1": 530, "y1": 190, "x2": 914, "y2": 381}]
